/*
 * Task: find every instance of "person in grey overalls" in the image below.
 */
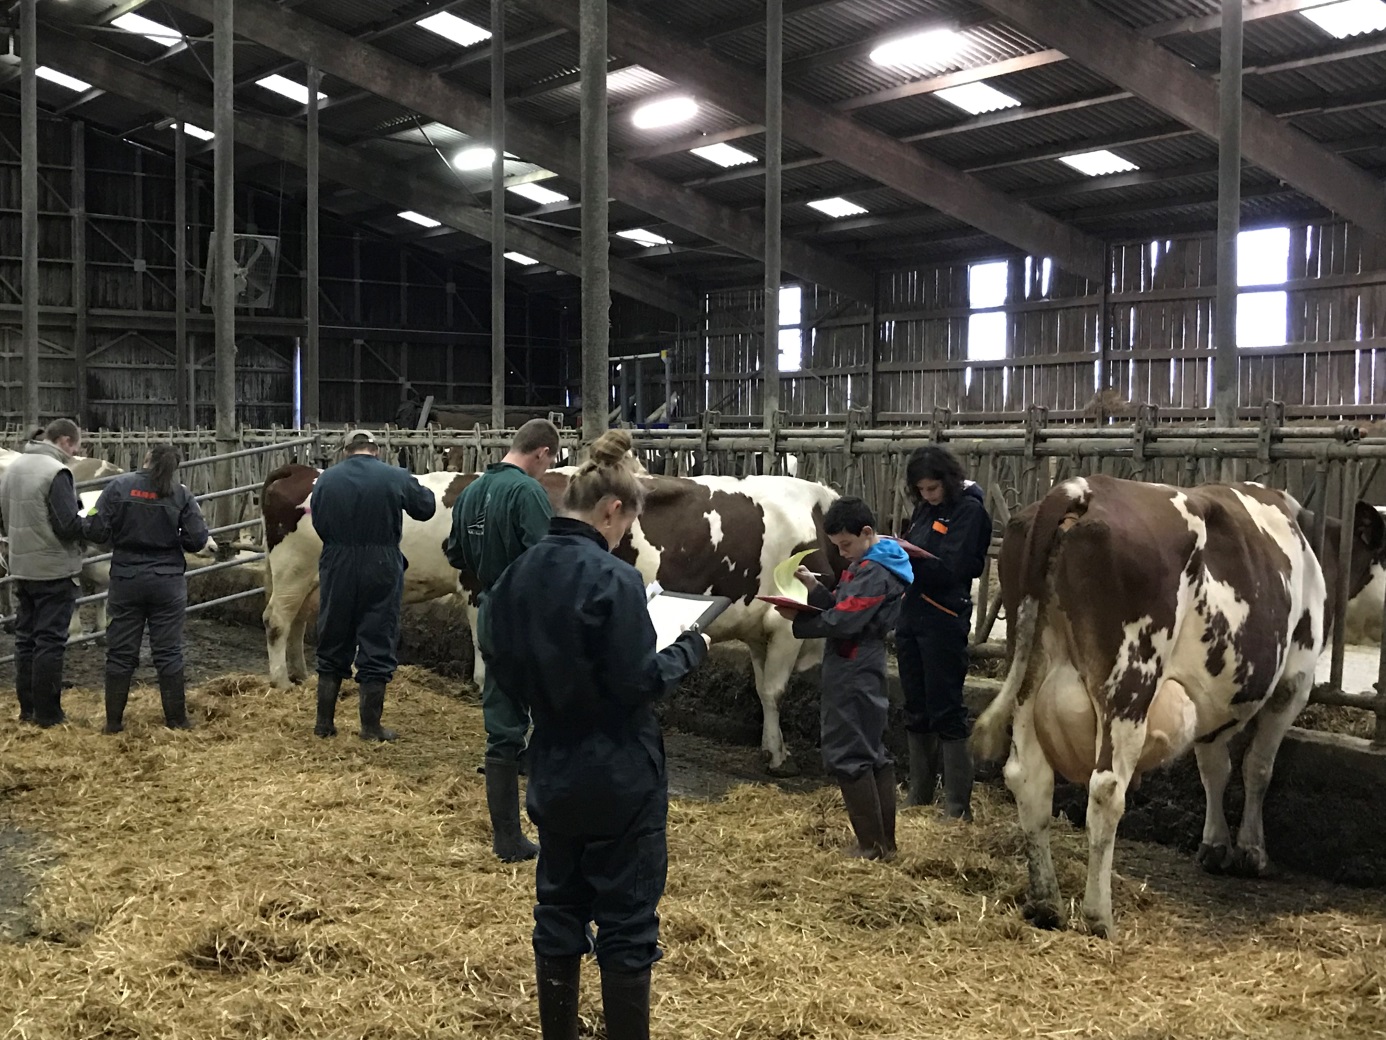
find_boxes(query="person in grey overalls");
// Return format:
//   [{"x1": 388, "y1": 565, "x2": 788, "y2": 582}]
[
  {"x1": 83, "y1": 444, "x2": 209, "y2": 733},
  {"x1": 0, "y1": 419, "x2": 87, "y2": 727}
]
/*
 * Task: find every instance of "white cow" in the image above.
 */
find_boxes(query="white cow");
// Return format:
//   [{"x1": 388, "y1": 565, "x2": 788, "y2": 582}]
[{"x1": 260, "y1": 464, "x2": 841, "y2": 773}]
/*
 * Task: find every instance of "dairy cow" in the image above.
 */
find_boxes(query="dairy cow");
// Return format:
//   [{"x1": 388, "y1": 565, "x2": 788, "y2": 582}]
[
  {"x1": 260, "y1": 464, "x2": 843, "y2": 772},
  {"x1": 973, "y1": 475, "x2": 1386, "y2": 939}
]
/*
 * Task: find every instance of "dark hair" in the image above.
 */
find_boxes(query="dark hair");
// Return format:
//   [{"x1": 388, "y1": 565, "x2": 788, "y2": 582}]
[
  {"x1": 146, "y1": 443, "x2": 181, "y2": 498},
  {"x1": 43, "y1": 418, "x2": 79, "y2": 444},
  {"x1": 513, "y1": 418, "x2": 561, "y2": 456},
  {"x1": 563, "y1": 429, "x2": 645, "y2": 517},
  {"x1": 905, "y1": 445, "x2": 966, "y2": 503},
  {"x1": 823, "y1": 496, "x2": 876, "y2": 537}
]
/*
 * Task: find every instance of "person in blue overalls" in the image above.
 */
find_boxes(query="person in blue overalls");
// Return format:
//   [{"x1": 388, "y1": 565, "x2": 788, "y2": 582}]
[
  {"x1": 480, "y1": 428, "x2": 709, "y2": 1040},
  {"x1": 310, "y1": 430, "x2": 436, "y2": 742},
  {"x1": 83, "y1": 443, "x2": 209, "y2": 732},
  {"x1": 895, "y1": 445, "x2": 991, "y2": 821}
]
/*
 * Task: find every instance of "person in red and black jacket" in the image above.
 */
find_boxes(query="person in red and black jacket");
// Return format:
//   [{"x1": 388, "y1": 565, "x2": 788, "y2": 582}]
[
  {"x1": 895, "y1": 445, "x2": 992, "y2": 821},
  {"x1": 780, "y1": 497, "x2": 913, "y2": 861}
]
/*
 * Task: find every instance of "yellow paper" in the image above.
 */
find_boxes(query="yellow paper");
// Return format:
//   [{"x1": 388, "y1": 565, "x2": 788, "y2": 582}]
[{"x1": 772, "y1": 549, "x2": 817, "y2": 602}]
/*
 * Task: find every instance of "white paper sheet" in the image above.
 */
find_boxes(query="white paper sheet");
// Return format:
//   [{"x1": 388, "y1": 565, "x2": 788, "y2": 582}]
[{"x1": 647, "y1": 592, "x2": 718, "y2": 652}]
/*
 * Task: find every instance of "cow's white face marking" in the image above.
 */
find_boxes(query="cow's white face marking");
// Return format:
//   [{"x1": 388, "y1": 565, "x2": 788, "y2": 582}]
[
  {"x1": 1063, "y1": 477, "x2": 1090, "y2": 501},
  {"x1": 705, "y1": 509, "x2": 724, "y2": 551}
]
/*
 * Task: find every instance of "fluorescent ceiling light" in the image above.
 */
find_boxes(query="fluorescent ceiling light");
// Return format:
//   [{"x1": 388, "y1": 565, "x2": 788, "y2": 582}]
[
  {"x1": 616, "y1": 228, "x2": 673, "y2": 247},
  {"x1": 689, "y1": 142, "x2": 757, "y2": 167},
  {"x1": 453, "y1": 146, "x2": 496, "y2": 171},
  {"x1": 1057, "y1": 149, "x2": 1139, "y2": 176},
  {"x1": 111, "y1": 12, "x2": 183, "y2": 45},
  {"x1": 869, "y1": 29, "x2": 960, "y2": 68},
  {"x1": 508, "y1": 182, "x2": 569, "y2": 205},
  {"x1": 504, "y1": 252, "x2": 540, "y2": 265},
  {"x1": 256, "y1": 74, "x2": 327, "y2": 105},
  {"x1": 632, "y1": 96, "x2": 699, "y2": 130},
  {"x1": 398, "y1": 211, "x2": 441, "y2": 228},
  {"x1": 173, "y1": 122, "x2": 214, "y2": 141},
  {"x1": 35, "y1": 67, "x2": 92, "y2": 92},
  {"x1": 1300, "y1": 0, "x2": 1386, "y2": 38},
  {"x1": 807, "y1": 197, "x2": 868, "y2": 218},
  {"x1": 417, "y1": 11, "x2": 492, "y2": 47},
  {"x1": 934, "y1": 81, "x2": 1021, "y2": 115}
]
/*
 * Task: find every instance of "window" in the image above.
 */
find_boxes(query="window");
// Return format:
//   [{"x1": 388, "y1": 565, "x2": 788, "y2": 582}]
[
  {"x1": 1237, "y1": 227, "x2": 1291, "y2": 349},
  {"x1": 778, "y1": 284, "x2": 803, "y2": 373},
  {"x1": 967, "y1": 260, "x2": 1009, "y2": 394}
]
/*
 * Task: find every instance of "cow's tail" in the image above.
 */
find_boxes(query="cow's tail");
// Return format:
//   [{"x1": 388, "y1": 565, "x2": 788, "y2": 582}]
[{"x1": 971, "y1": 478, "x2": 1093, "y2": 764}]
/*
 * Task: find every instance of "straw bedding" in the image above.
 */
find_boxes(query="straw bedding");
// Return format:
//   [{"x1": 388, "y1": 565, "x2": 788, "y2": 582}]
[{"x1": 0, "y1": 666, "x2": 1383, "y2": 1039}]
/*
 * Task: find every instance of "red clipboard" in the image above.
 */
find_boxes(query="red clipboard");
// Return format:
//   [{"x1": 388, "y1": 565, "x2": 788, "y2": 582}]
[
  {"x1": 886, "y1": 536, "x2": 937, "y2": 561},
  {"x1": 756, "y1": 595, "x2": 822, "y2": 614}
]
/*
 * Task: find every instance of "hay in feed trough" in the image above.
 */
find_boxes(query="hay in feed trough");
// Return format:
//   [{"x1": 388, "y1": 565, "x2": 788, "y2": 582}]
[{"x1": 0, "y1": 666, "x2": 1381, "y2": 1039}]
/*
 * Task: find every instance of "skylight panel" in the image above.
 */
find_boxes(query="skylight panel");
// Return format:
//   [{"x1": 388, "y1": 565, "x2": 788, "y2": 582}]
[
  {"x1": 504, "y1": 252, "x2": 540, "y2": 265},
  {"x1": 508, "y1": 182, "x2": 569, "y2": 205},
  {"x1": 632, "y1": 97, "x2": 699, "y2": 129},
  {"x1": 453, "y1": 147, "x2": 496, "y2": 171},
  {"x1": 1057, "y1": 150, "x2": 1139, "y2": 177},
  {"x1": 35, "y1": 68, "x2": 92, "y2": 92},
  {"x1": 807, "y1": 197, "x2": 868, "y2": 219},
  {"x1": 934, "y1": 81, "x2": 1021, "y2": 115},
  {"x1": 869, "y1": 29, "x2": 959, "y2": 68},
  {"x1": 689, "y1": 142, "x2": 757, "y2": 167},
  {"x1": 616, "y1": 228, "x2": 673, "y2": 247},
  {"x1": 417, "y1": 12, "x2": 492, "y2": 48},
  {"x1": 1300, "y1": 0, "x2": 1386, "y2": 38},
  {"x1": 256, "y1": 74, "x2": 327, "y2": 105},
  {"x1": 398, "y1": 211, "x2": 441, "y2": 228},
  {"x1": 173, "y1": 123, "x2": 214, "y2": 141},
  {"x1": 112, "y1": 12, "x2": 183, "y2": 45}
]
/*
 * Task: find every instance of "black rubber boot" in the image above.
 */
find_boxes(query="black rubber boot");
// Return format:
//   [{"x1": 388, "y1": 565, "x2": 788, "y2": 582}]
[
  {"x1": 31, "y1": 660, "x2": 66, "y2": 728},
  {"x1": 874, "y1": 764, "x2": 898, "y2": 860},
  {"x1": 357, "y1": 680, "x2": 397, "y2": 742},
  {"x1": 905, "y1": 731, "x2": 941, "y2": 807},
  {"x1": 485, "y1": 757, "x2": 539, "y2": 862},
  {"x1": 15, "y1": 658, "x2": 33, "y2": 724},
  {"x1": 941, "y1": 738, "x2": 975, "y2": 822},
  {"x1": 159, "y1": 670, "x2": 193, "y2": 730},
  {"x1": 536, "y1": 954, "x2": 582, "y2": 1040},
  {"x1": 103, "y1": 672, "x2": 132, "y2": 734},
  {"x1": 600, "y1": 967, "x2": 652, "y2": 1040},
  {"x1": 314, "y1": 675, "x2": 341, "y2": 738},
  {"x1": 837, "y1": 772, "x2": 887, "y2": 860}
]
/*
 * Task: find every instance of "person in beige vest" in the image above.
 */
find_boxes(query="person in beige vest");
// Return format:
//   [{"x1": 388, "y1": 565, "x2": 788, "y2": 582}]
[{"x1": 0, "y1": 419, "x2": 87, "y2": 726}]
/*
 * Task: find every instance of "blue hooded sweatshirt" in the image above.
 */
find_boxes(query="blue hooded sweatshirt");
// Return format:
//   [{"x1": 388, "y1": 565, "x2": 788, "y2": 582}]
[{"x1": 863, "y1": 537, "x2": 915, "y2": 586}]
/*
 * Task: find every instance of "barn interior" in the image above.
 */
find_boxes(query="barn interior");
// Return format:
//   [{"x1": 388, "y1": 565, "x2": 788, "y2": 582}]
[{"x1": 1, "y1": 0, "x2": 1386, "y2": 1036}]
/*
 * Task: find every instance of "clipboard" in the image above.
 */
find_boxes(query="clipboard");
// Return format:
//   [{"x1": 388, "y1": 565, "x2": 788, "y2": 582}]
[
  {"x1": 886, "y1": 536, "x2": 937, "y2": 561},
  {"x1": 756, "y1": 594, "x2": 822, "y2": 614},
  {"x1": 647, "y1": 591, "x2": 732, "y2": 652}
]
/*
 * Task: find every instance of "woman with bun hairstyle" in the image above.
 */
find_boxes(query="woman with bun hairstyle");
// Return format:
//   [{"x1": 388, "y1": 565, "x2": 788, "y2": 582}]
[{"x1": 480, "y1": 428, "x2": 710, "y2": 1040}]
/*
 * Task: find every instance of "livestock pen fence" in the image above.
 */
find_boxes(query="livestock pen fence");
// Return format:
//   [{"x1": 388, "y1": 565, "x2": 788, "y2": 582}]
[{"x1": 12, "y1": 407, "x2": 1386, "y2": 743}]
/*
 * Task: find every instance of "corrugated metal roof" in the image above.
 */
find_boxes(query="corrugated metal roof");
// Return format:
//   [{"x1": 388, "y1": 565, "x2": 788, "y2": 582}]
[{"x1": 19, "y1": 0, "x2": 1386, "y2": 292}]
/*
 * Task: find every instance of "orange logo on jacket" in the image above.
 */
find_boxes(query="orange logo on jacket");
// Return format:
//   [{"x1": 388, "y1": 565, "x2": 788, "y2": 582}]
[
  {"x1": 130, "y1": 489, "x2": 158, "y2": 500},
  {"x1": 931, "y1": 520, "x2": 948, "y2": 535}
]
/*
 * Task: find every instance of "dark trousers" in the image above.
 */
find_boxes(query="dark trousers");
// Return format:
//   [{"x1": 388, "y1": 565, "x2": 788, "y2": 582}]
[
  {"x1": 15, "y1": 577, "x2": 77, "y2": 677},
  {"x1": 105, "y1": 572, "x2": 187, "y2": 678},
  {"x1": 533, "y1": 795, "x2": 667, "y2": 973},
  {"x1": 316, "y1": 546, "x2": 404, "y2": 684},
  {"x1": 478, "y1": 599, "x2": 531, "y2": 761},
  {"x1": 820, "y1": 642, "x2": 892, "y2": 781},
  {"x1": 896, "y1": 607, "x2": 972, "y2": 741}
]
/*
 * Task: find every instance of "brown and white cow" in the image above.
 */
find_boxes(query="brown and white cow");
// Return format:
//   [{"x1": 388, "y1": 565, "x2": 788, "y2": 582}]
[
  {"x1": 260, "y1": 464, "x2": 842, "y2": 773},
  {"x1": 973, "y1": 474, "x2": 1386, "y2": 939}
]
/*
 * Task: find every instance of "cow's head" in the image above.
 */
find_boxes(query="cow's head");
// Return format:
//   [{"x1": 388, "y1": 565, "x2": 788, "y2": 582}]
[{"x1": 1307, "y1": 501, "x2": 1386, "y2": 633}]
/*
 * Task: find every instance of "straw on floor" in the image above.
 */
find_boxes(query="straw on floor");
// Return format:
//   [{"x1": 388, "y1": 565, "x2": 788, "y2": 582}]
[{"x1": 0, "y1": 666, "x2": 1382, "y2": 1039}]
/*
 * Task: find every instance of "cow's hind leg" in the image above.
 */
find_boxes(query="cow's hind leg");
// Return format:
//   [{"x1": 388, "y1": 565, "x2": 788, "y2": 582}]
[
  {"x1": 1004, "y1": 698, "x2": 1064, "y2": 930},
  {"x1": 1194, "y1": 731, "x2": 1237, "y2": 874},
  {"x1": 1082, "y1": 713, "x2": 1147, "y2": 940},
  {"x1": 1231, "y1": 669, "x2": 1312, "y2": 878},
  {"x1": 749, "y1": 628, "x2": 803, "y2": 777},
  {"x1": 286, "y1": 593, "x2": 315, "y2": 685}
]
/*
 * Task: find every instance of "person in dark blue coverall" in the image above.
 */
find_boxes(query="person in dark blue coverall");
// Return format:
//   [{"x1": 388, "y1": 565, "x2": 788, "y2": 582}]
[
  {"x1": 895, "y1": 445, "x2": 992, "y2": 821},
  {"x1": 480, "y1": 429, "x2": 709, "y2": 1040},
  {"x1": 82, "y1": 444, "x2": 210, "y2": 733},
  {"x1": 310, "y1": 430, "x2": 436, "y2": 742}
]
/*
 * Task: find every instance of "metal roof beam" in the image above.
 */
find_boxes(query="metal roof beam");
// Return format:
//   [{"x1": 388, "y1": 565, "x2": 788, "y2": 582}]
[
  {"x1": 517, "y1": 0, "x2": 1106, "y2": 280},
  {"x1": 976, "y1": 0, "x2": 1386, "y2": 241},
  {"x1": 158, "y1": 0, "x2": 876, "y2": 303},
  {"x1": 42, "y1": 26, "x2": 700, "y2": 318}
]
